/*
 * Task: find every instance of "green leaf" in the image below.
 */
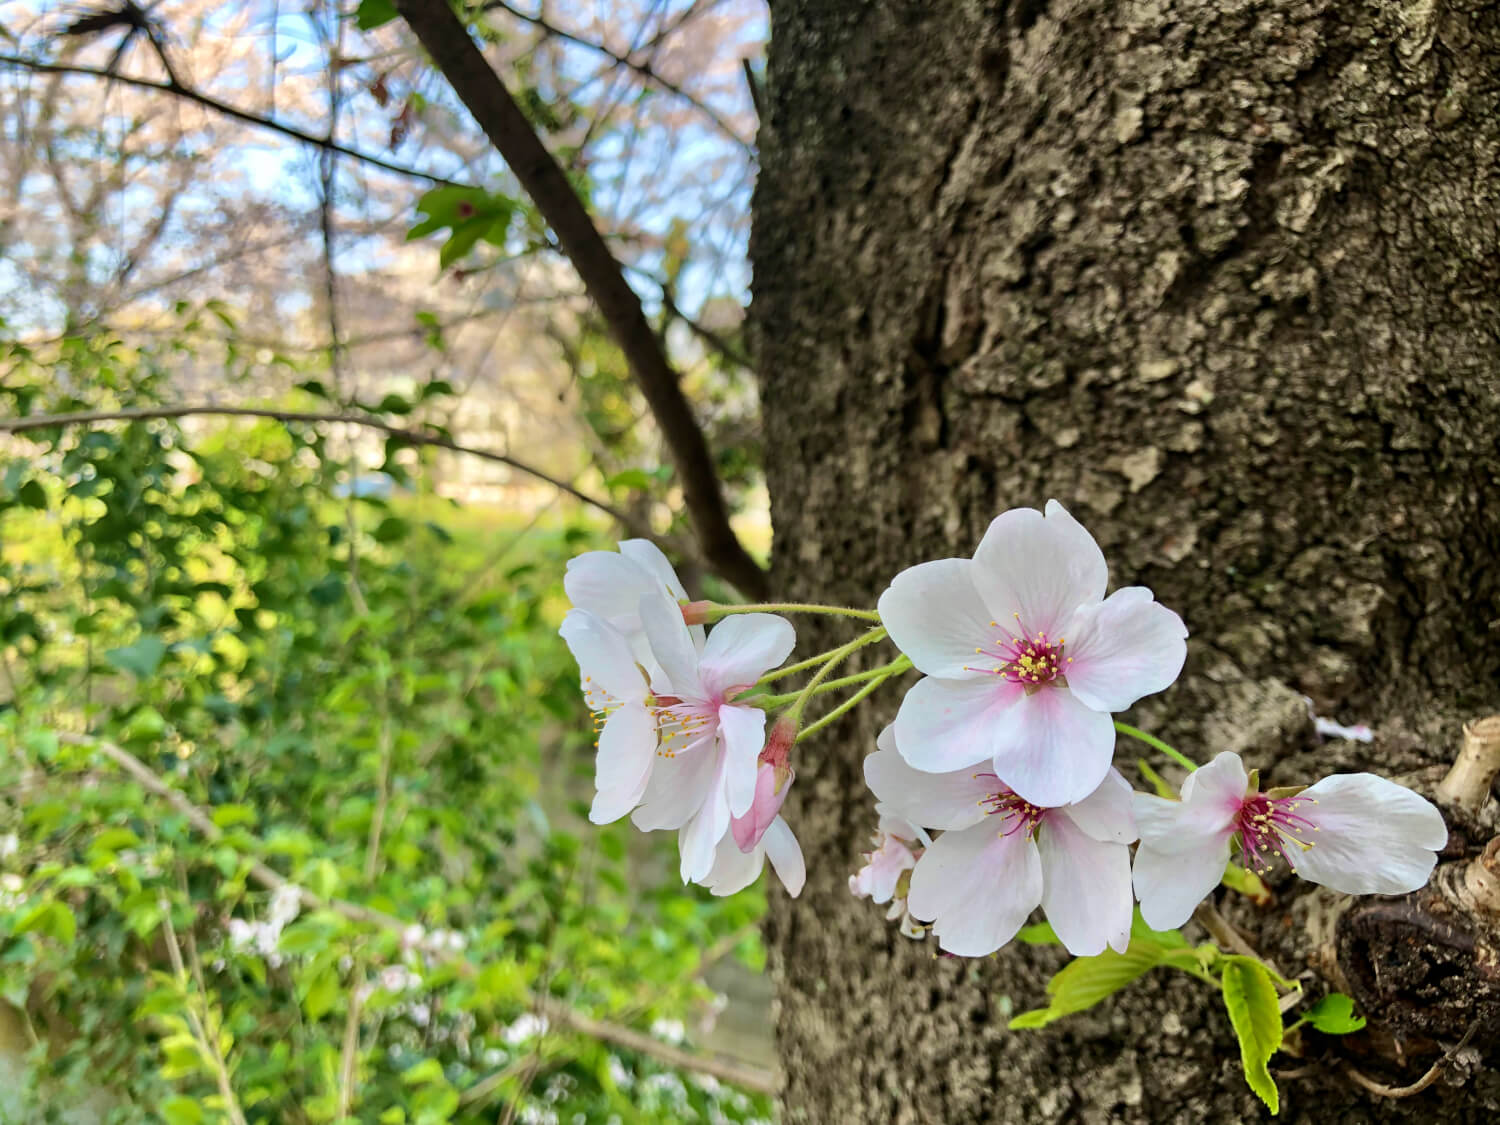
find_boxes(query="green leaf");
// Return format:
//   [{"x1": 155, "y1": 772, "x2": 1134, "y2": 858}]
[
  {"x1": 13, "y1": 901, "x2": 76, "y2": 946},
  {"x1": 1222, "y1": 959, "x2": 1282, "y2": 1114},
  {"x1": 17, "y1": 479, "x2": 45, "y2": 509},
  {"x1": 373, "y1": 516, "x2": 411, "y2": 544},
  {"x1": 401, "y1": 1057, "x2": 445, "y2": 1085},
  {"x1": 355, "y1": 0, "x2": 398, "y2": 30},
  {"x1": 1009, "y1": 946, "x2": 1164, "y2": 1029},
  {"x1": 1015, "y1": 921, "x2": 1061, "y2": 945},
  {"x1": 212, "y1": 804, "x2": 259, "y2": 830},
  {"x1": 1303, "y1": 992, "x2": 1366, "y2": 1035},
  {"x1": 105, "y1": 635, "x2": 169, "y2": 679},
  {"x1": 604, "y1": 468, "x2": 654, "y2": 492},
  {"x1": 303, "y1": 967, "x2": 339, "y2": 1020},
  {"x1": 159, "y1": 1095, "x2": 205, "y2": 1125}
]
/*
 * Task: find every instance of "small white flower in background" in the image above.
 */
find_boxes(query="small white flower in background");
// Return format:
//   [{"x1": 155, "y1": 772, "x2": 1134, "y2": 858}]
[
  {"x1": 564, "y1": 539, "x2": 702, "y2": 676},
  {"x1": 503, "y1": 1013, "x2": 550, "y2": 1046},
  {"x1": 0, "y1": 833, "x2": 19, "y2": 861},
  {"x1": 1132, "y1": 751, "x2": 1448, "y2": 930},
  {"x1": 697, "y1": 816, "x2": 805, "y2": 898},
  {"x1": 627, "y1": 604, "x2": 795, "y2": 882},
  {"x1": 606, "y1": 1054, "x2": 633, "y2": 1089},
  {"x1": 268, "y1": 883, "x2": 301, "y2": 929},
  {"x1": 1303, "y1": 696, "x2": 1374, "y2": 743},
  {"x1": 878, "y1": 500, "x2": 1186, "y2": 807},
  {"x1": 0, "y1": 873, "x2": 21, "y2": 911},
  {"x1": 865, "y1": 725, "x2": 1137, "y2": 957},
  {"x1": 649, "y1": 1017, "x2": 686, "y2": 1045}
]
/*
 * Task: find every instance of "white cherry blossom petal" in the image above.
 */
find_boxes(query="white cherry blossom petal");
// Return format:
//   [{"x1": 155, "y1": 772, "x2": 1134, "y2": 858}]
[
  {"x1": 631, "y1": 745, "x2": 720, "y2": 831},
  {"x1": 971, "y1": 501, "x2": 1108, "y2": 640},
  {"x1": 987, "y1": 687, "x2": 1115, "y2": 808},
  {"x1": 679, "y1": 760, "x2": 732, "y2": 883},
  {"x1": 559, "y1": 610, "x2": 645, "y2": 702},
  {"x1": 1063, "y1": 587, "x2": 1188, "y2": 713},
  {"x1": 640, "y1": 592, "x2": 705, "y2": 698},
  {"x1": 892, "y1": 675, "x2": 1020, "y2": 775},
  {"x1": 1290, "y1": 774, "x2": 1447, "y2": 895},
  {"x1": 617, "y1": 539, "x2": 689, "y2": 601},
  {"x1": 699, "y1": 826, "x2": 762, "y2": 897},
  {"x1": 588, "y1": 702, "x2": 657, "y2": 825},
  {"x1": 864, "y1": 727, "x2": 991, "y2": 831},
  {"x1": 907, "y1": 821, "x2": 1043, "y2": 957},
  {"x1": 877, "y1": 558, "x2": 993, "y2": 679},
  {"x1": 1132, "y1": 838, "x2": 1231, "y2": 931},
  {"x1": 564, "y1": 552, "x2": 652, "y2": 633},
  {"x1": 762, "y1": 818, "x2": 806, "y2": 897},
  {"x1": 1037, "y1": 813, "x2": 1134, "y2": 956},
  {"x1": 698, "y1": 613, "x2": 795, "y2": 697},
  {"x1": 1059, "y1": 768, "x2": 1137, "y2": 844},
  {"x1": 718, "y1": 703, "x2": 768, "y2": 819}
]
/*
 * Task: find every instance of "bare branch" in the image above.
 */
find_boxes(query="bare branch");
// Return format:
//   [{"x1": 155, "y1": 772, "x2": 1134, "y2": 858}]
[
  {"x1": 59, "y1": 732, "x2": 782, "y2": 1096},
  {"x1": 482, "y1": 0, "x2": 753, "y2": 152},
  {"x1": 0, "y1": 53, "x2": 465, "y2": 187},
  {"x1": 0, "y1": 405, "x2": 701, "y2": 569},
  {"x1": 390, "y1": 0, "x2": 769, "y2": 599}
]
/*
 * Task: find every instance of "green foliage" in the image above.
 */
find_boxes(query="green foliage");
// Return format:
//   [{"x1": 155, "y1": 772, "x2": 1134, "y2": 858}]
[
  {"x1": 1221, "y1": 960, "x2": 1282, "y2": 1114},
  {"x1": 0, "y1": 333, "x2": 772, "y2": 1123},
  {"x1": 1008, "y1": 912, "x2": 1207, "y2": 1029},
  {"x1": 407, "y1": 187, "x2": 518, "y2": 270},
  {"x1": 1300, "y1": 992, "x2": 1365, "y2": 1035}
]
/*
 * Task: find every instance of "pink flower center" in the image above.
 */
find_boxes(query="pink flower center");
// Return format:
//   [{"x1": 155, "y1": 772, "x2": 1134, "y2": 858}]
[
  {"x1": 975, "y1": 772, "x2": 1049, "y2": 839},
  {"x1": 1235, "y1": 793, "x2": 1319, "y2": 873},
  {"x1": 967, "y1": 613, "x2": 1070, "y2": 689}
]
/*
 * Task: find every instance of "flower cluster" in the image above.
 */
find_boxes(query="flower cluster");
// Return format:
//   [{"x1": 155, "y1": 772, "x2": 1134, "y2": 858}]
[
  {"x1": 559, "y1": 503, "x2": 1448, "y2": 960},
  {"x1": 560, "y1": 540, "x2": 804, "y2": 895}
]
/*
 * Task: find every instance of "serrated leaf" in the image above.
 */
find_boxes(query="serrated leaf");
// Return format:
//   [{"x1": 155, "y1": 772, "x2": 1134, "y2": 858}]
[
  {"x1": 1222, "y1": 959, "x2": 1282, "y2": 1114},
  {"x1": 1303, "y1": 992, "x2": 1366, "y2": 1035}
]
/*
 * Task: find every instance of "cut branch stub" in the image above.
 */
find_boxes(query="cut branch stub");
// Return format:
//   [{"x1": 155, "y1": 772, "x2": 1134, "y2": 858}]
[{"x1": 1436, "y1": 715, "x2": 1500, "y2": 817}]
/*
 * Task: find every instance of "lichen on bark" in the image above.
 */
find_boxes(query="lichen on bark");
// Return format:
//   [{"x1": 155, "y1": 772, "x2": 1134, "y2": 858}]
[{"x1": 749, "y1": 0, "x2": 1500, "y2": 1119}]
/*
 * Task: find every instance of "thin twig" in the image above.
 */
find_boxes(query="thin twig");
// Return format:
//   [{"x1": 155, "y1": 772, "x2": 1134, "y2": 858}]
[
  {"x1": 160, "y1": 896, "x2": 250, "y2": 1125},
  {"x1": 336, "y1": 976, "x2": 365, "y2": 1120},
  {"x1": 391, "y1": 0, "x2": 768, "y2": 599},
  {"x1": 0, "y1": 405, "x2": 697, "y2": 567},
  {"x1": 0, "y1": 55, "x2": 462, "y2": 186},
  {"x1": 1343, "y1": 1022, "x2": 1480, "y2": 1099},
  {"x1": 482, "y1": 0, "x2": 752, "y2": 151},
  {"x1": 57, "y1": 733, "x2": 781, "y2": 1095}
]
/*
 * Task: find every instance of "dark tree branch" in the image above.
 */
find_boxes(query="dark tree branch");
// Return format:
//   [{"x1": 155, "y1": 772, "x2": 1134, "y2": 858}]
[
  {"x1": 0, "y1": 54, "x2": 465, "y2": 187},
  {"x1": 0, "y1": 405, "x2": 701, "y2": 567},
  {"x1": 392, "y1": 0, "x2": 769, "y2": 599},
  {"x1": 482, "y1": 0, "x2": 752, "y2": 152}
]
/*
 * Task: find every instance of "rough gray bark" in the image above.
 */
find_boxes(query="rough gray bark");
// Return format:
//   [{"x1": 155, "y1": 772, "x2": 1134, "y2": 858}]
[{"x1": 749, "y1": 1, "x2": 1500, "y2": 1120}]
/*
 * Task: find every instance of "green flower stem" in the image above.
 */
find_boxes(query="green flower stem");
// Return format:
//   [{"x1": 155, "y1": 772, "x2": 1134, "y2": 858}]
[
  {"x1": 1114, "y1": 721, "x2": 1198, "y2": 773},
  {"x1": 777, "y1": 627, "x2": 887, "y2": 724},
  {"x1": 713, "y1": 602, "x2": 882, "y2": 623},
  {"x1": 757, "y1": 654, "x2": 911, "y2": 708},
  {"x1": 796, "y1": 671, "x2": 899, "y2": 742}
]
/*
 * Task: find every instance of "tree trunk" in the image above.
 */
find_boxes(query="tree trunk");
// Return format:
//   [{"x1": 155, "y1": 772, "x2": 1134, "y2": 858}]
[{"x1": 749, "y1": 1, "x2": 1500, "y2": 1120}]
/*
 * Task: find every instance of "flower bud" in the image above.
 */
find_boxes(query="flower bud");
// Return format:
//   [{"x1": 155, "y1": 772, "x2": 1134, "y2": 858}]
[
  {"x1": 731, "y1": 716, "x2": 798, "y2": 852},
  {"x1": 680, "y1": 600, "x2": 715, "y2": 626}
]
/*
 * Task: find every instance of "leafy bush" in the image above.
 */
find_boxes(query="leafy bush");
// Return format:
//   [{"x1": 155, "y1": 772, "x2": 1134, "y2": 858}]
[{"x1": 0, "y1": 333, "x2": 771, "y2": 1124}]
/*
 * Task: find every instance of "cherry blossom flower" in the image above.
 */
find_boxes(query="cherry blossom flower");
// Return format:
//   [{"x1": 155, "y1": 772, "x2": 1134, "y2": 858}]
[
  {"x1": 731, "y1": 715, "x2": 797, "y2": 852},
  {"x1": 628, "y1": 601, "x2": 796, "y2": 882},
  {"x1": 864, "y1": 725, "x2": 1136, "y2": 956},
  {"x1": 1132, "y1": 751, "x2": 1448, "y2": 930},
  {"x1": 564, "y1": 539, "x2": 703, "y2": 674},
  {"x1": 849, "y1": 805, "x2": 929, "y2": 937},
  {"x1": 877, "y1": 500, "x2": 1187, "y2": 807},
  {"x1": 698, "y1": 817, "x2": 805, "y2": 897},
  {"x1": 559, "y1": 607, "x2": 662, "y2": 825}
]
